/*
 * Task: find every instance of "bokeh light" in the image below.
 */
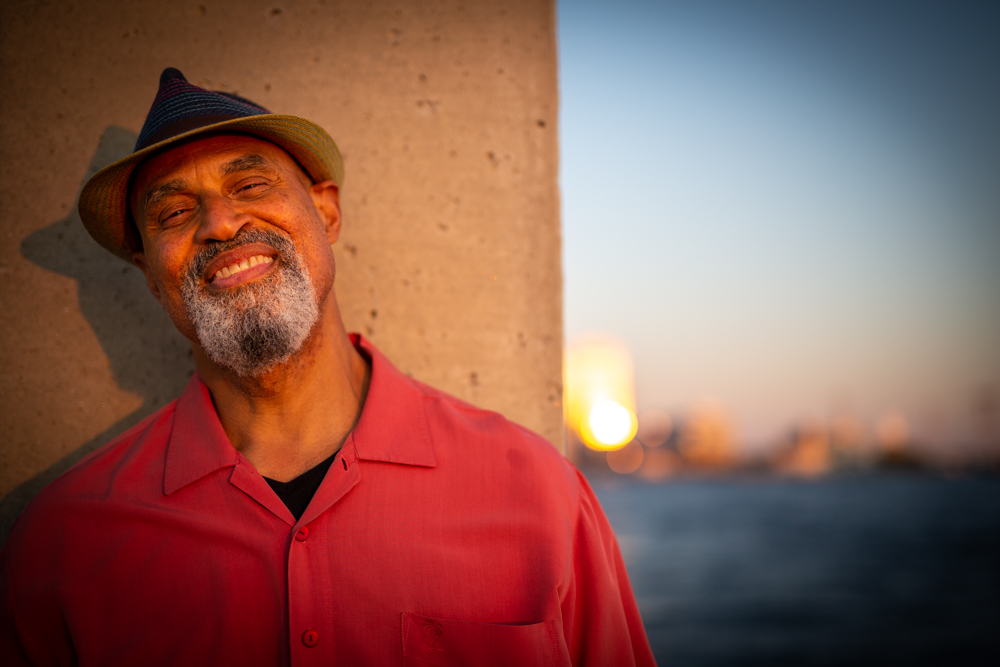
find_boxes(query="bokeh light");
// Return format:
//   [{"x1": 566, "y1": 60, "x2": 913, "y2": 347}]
[
  {"x1": 607, "y1": 440, "x2": 644, "y2": 474},
  {"x1": 637, "y1": 409, "x2": 673, "y2": 448},
  {"x1": 876, "y1": 410, "x2": 910, "y2": 452},
  {"x1": 565, "y1": 337, "x2": 639, "y2": 451},
  {"x1": 677, "y1": 399, "x2": 736, "y2": 468}
]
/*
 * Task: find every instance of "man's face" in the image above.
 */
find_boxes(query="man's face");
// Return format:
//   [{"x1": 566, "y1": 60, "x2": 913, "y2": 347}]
[{"x1": 129, "y1": 133, "x2": 342, "y2": 376}]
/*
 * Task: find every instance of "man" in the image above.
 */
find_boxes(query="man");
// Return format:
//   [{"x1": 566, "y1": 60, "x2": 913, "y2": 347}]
[{"x1": 1, "y1": 68, "x2": 655, "y2": 666}]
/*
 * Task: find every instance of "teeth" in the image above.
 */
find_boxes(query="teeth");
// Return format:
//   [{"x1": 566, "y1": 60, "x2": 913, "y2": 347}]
[{"x1": 212, "y1": 255, "x2": 273, "y2": 281}]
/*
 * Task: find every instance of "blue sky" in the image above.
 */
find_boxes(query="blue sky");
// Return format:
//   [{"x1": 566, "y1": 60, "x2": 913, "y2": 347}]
[{"x1": 558, "y1": 0, "x2": 1000, "y2": 449}]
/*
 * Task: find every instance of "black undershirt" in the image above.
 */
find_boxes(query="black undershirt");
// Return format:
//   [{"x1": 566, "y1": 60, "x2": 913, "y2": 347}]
[{"x1": 263, "y1": 450, "x2": 339, "y2": 520}]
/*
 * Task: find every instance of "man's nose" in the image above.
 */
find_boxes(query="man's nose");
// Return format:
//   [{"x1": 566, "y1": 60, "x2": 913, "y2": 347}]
[{"x1": 194, "y1": 193, "x2": 251, "y2": 244}]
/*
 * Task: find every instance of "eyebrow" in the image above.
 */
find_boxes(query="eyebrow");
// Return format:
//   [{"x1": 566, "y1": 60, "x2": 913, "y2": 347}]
[{"x1": 142, "y1": 179, "x2": 187, "y2": 213}]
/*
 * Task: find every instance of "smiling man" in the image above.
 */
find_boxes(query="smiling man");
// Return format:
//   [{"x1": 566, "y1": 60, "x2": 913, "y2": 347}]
[{"x1": 0, "y1": 69, "x2": 655, "y2": 666}]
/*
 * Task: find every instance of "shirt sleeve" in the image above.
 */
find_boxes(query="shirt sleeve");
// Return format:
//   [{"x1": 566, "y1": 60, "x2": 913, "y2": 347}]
[
  {"x1": 560, "y1": 470, "x2": 657, "y2": 666},
  {"x1": 0, "y1": 543, "x2": 44, "y2": 667}
]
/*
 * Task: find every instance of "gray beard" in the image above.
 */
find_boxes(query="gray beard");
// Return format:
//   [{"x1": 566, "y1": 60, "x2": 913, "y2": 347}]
[{"x1": 180, "y1": 228, "x2": 320, "y2": 377}]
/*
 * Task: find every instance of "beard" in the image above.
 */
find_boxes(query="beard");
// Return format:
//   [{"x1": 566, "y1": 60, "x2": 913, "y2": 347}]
[{"x1": 180, "y1": 228, "x2": 320, "y2": 377}]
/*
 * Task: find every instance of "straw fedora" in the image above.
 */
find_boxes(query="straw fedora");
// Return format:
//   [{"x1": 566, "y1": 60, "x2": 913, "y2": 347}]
[{"x1": 78, "y1": 68, "x2": 344, "y2": 263}]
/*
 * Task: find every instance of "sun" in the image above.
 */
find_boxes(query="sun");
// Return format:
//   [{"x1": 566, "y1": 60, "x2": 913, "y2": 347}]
[{"x1": 565, "y1": 337, "x2": 638, "y2": 451}]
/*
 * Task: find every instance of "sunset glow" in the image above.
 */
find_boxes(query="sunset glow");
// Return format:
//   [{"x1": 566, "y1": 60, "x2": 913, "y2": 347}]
[
  {"x1": 561, "y1": 0, "x2": 1000, "y2": 457},
  {"x1": 566, "y1": 338, "x2": 639, "y2": 451},
  {"x1": 588, "y1": 400, "x2": 635, "y2": 446}
]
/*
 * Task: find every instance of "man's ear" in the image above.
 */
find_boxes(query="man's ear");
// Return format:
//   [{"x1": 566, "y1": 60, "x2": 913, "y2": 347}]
[
  {"x1": 131, "y1": 251, "x2": 163, "y2": 305},
  {"x1": 309, "y1": 180, "x2": 342, "y2": 244}
]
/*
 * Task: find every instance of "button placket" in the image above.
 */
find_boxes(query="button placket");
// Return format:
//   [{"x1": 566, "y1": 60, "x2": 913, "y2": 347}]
[
  {"x1": 287, "y1": 458, "x2": 361, "y2": 665},
  {"x1": 288, "y1": 518, "x2": 336, "y2": 665}
]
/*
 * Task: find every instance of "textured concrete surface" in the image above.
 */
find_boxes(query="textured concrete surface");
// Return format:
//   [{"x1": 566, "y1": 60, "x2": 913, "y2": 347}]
[{"x1": 0, "y1": 0, "x2": 562, "y2": 542}]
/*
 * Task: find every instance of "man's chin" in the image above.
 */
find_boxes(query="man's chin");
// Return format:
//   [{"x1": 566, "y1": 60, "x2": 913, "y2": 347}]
[{"x1": 221, "y1": 356, "x2": 287, "y2": 379}]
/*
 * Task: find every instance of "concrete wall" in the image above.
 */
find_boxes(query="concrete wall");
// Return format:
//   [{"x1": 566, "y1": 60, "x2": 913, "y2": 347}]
[{"x1": 0, "y1": 0, "x2": 563, "y2": 541}]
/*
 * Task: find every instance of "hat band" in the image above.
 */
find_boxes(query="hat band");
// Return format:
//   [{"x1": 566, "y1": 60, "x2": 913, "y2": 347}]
[{"x1": 138, "y1": 114, "x2": 244, "y2": 150}]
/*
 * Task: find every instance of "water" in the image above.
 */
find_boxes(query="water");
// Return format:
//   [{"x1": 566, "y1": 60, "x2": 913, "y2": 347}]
[{"x1": 592, "y1": 475, "x2": 1000, "y2": 666}]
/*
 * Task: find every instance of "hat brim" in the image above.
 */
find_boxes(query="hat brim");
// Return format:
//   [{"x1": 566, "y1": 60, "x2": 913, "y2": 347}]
[{"x1": 78, "y1": 114, "x2": 344, "y2": 263}]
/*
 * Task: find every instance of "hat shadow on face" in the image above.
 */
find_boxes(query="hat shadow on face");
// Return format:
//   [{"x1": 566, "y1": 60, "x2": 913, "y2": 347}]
[{"x1": 0, "y1": 126, "x2": 195, "y2": 544}]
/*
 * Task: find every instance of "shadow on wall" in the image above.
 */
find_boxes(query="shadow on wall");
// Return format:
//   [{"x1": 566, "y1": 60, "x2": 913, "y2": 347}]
[{"x1": 1, "y1": 126, "x2": 194, "y2": 544}]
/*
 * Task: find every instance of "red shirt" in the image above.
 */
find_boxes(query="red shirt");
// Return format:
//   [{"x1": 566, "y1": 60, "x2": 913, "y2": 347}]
[{"x1": 2, "y1": 336, "x2": 655, "y2": 666}]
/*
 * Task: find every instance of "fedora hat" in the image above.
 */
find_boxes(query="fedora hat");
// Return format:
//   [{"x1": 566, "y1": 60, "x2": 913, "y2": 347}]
[{"x1": 78, "y1": 67, "x2": 344, "y2": 263}]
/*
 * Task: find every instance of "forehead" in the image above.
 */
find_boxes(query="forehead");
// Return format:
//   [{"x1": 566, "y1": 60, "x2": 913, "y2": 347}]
[{"x1": 129, "y1": 133, "x2": 300, "y2": 202}]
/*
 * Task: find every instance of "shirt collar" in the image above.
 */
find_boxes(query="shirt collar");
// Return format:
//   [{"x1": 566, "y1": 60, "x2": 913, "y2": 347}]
[
  {"x1": 164, "y1": 374, "x2": 241, "y2": 496},
  {"x1": 347, "y1": 334, "x2": 437, "y2": 469},
  {"x1": 163, "y1": 334, "x2": 435, "y2": 496}
]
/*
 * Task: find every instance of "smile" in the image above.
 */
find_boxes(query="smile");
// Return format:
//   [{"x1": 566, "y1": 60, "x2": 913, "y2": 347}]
[{"x1": 213, "y1": 255, "x2": 274, "y2": 281}]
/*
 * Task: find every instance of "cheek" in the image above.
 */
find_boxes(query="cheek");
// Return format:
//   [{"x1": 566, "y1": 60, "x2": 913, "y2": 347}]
[
  {"x1": 151, "y1": 247, "x2": 187, "y2": 298},
  {"x1": 300, "y1": 240, "x2": 337, "y2": 305},
  {"x1": 147, "y1": 240, "x2": 201, "y2": 340},
  {"x1": 288, "y1": 205, "x2": 338, "y2": 285},
  {"x1": 309, "y1": 244, "x2": 337, "y2": 297}
]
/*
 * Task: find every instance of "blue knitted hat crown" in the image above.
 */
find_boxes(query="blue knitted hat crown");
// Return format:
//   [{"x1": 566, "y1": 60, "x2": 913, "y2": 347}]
[{"x1": 134, "y1": 68, "x2": 270, "y2": 150}]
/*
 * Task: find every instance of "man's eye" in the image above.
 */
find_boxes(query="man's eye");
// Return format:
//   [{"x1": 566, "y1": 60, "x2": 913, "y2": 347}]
[
  {"x1": 160, "y1": 207, "x2": 190, "y2": 224},
  {"x1": 237, "y1": 181, "x2": 266, "y2": 193}
]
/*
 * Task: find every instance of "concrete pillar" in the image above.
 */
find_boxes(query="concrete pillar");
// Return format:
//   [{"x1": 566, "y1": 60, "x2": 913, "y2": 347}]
[{"x1": 0, "y1": 0, "x2": 562, "y2": 542}]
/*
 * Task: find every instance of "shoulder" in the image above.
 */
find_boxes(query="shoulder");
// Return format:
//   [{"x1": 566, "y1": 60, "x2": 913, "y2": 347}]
[
  {"x1": 408, "y1": 377, "x2": 583, "y2": 501},
  {"x1": 7, "y1": 402, "x2": 177, "y2": 546}
]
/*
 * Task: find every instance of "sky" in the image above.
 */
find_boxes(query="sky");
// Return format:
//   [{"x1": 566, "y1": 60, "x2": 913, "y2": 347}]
[{"x1": 558, "y1": 0, "x2": 1000, "y2": 451}]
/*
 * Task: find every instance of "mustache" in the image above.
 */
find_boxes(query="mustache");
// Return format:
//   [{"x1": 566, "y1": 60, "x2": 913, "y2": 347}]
[{"x1": 184, "y1": 228, "x2": 298, "y2": 284}]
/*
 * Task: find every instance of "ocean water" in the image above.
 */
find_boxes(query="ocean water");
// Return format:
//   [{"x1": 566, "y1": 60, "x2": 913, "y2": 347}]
[{"x1": 591, "y1": 475, "x2": 1000, "y2": 666}]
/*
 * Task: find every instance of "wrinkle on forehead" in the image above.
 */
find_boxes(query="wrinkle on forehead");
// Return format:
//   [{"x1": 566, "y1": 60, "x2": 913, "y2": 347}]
[{"x1": 220, "y1": 154, "x2": 271, "y2": 177}]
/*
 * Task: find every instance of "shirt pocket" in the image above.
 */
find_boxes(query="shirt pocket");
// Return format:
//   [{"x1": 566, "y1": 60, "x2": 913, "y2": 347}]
[{"x1": 401, "y1": 612, "x2": 570, "y2": 667}]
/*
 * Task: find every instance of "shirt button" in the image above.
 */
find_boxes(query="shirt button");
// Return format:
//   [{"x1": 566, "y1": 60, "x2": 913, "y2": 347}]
[
  {"x1": 295, "y1": 526, "x2": 310, "y2": 541},
  {"x1": 302, "y1": 629, "x2": 319, "y2": 648}
]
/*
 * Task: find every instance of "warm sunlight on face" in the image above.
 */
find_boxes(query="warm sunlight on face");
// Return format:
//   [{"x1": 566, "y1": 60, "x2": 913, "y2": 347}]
[{"x1": 565, "y1": 337, "x2": 638, "y2": 451}]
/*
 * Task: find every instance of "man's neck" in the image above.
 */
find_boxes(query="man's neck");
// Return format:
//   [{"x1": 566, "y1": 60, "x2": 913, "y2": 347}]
[{"x1": 193, "y1": 299, "x2": 371, "y2": 482}]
